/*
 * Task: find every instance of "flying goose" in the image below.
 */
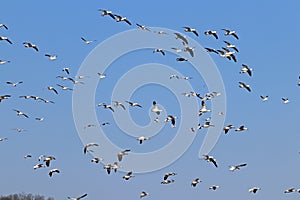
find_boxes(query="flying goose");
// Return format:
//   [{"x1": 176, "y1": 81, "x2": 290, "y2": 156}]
[
  {"x1": 0, "y1": 60, "x2": 10, "y2": 65},
  {"x1": 112, "y1": 162, "x2": 120, "y2": 173},
  {"x1": 174, "y1": 33, "x2": 188, "y2": 44},
  {"x1": 33, "y1": 163, "x2": 45, "y2": 170},
  {"x1": 222, "y1": 29, "x2": 239, "y2": 39},
  {"x1": 182, "y1": 76, "x2": 192, "y2": 80},
  {"x1": 235, "y1": 125, "x2": 248, "y2": 132},
  {"x1": 0, "y1": 95, "x2": 11, "y2": 102},
  {"x1": 209, "y1": 185, "x2": 220, "y2": 190},
  {"x1": 97, "y1": 103, "x2": 115, "y2": 112},
  {"x1": 260, "y1": 95, "x2": 269, "y2": 101},
  {"x1": 154, "y1": 117, "x2": 159, "y2": 123},
  {"x1": 123, "y1": 171, "x2": 135, "y2": 180},
  {"x1": 35, "y1": 117, "x2": 45, "y2": 122},
  {"x1": 284, "y1": 188, "x2": 295, "y2": 193},
  {"x1": 204, "y1": 30, "x2": 218, "y2": 39},
  {"x1": 229, "y1": 163, "x2": 247, "y2": 171},
  {"x1": 0, "y1": 24, "x2": 8, "y2": 30},
  {"x1": 83, "y1": 143, "x2": 99, "y2": 154},
  {"x1": 125, "y1": 101, "x2": 142, "y2": 108},
  {"x1": 140, "y1": 191, "x2": 149, "y2": 198},
  {"x1": 217, "y1": 49, "x2": 237, "y2": 62},
  {"x1": 153, "y1": 48, "x2": 165, "y2": 56},
  {"x1": 98, "y1": 9, "x2": 115, "y2": 19},
  {"x1": 240, "y1": 64, "x2": 252, "y2": 77},
  {"x1": 23, "y1": 42, "x2": 38, "y2": 51},
  {"x1": 45, "y1": 54, "x2": 57, "y2": 60},
  {"x1": 56, "y1": 84, "x2": 73, "y2": 91},
  {"x1": 113, "y1": 101, "x2": 126, "y2": 110},
  {"x1": 170, "y1": 74, "x2": 180, "y2": 79},
  {"x1": 199, "y1": 101, "x2": 211, "y2": 116},
  {"x1": 223, "y1": 125, "x2": 234, "y2": 134},
  {"x1": 67, "y1": 78, "x2": 84, "y2": 85},
  {"x1": 282, "y1": 98, "x2": 289, "y2": 104},
  {"x1": 151, "y1": 101, "x2": 163, "y2": 115},
  {"x1": 176, "y1": 57, "x2": 188, "y2": 62},
  {"x1": 84, "y1": 124, "x2": 96, "y2": 129},
  {"x1": 183, "y1": 26, "x2": 199, "y2": 36},
  {"x1": 249, "y1": 187, "x2": 261, "y2": 194},
  {"x1": 171, "y1": 47, "x2": 182, "y2": 53},
  {"x1": 12, "y1": 128, "x2": 27, "y2": 133},
  {"x1": 6, "y1": 81, "x2": 23, "y2": 87},
  {"x1": 97, "y1": 73, "x2": 106, "y2": 79},
  {"x1": 118, "y1": 149, "x2": 131, "y2": 161},
  {"x1": 183, "y1": 43, "x2": 195, "y2": 57},
  {"x1": 191, "y1": 178, "x2": 202, "y2": 187},
  {"x1": 24, "y1": 154, "x2": 32, "y2": 159},
  {"x1": 47, "y1": 86, "x2": 58, "y2": 94},
  {"x1": 199, "y1": 121, "x2": 214, "y2": 129},
  {"x1": 205, "y1": 47, "x2": 219, "y2": 54},
  {"x1": 39, "y1": 98, "x2": 55, "y2": 104},
  {"x1": 239, "y1": 82, "x2": 251, "y2": 92},
  {"x1": 203, "y1": 155, "x2": 218, "y2": 168},
  {"x1": 137, "y1": 136, "x2": 151, "y2": 144},
  {"x1": 62, "y1": 67, "x2": 70, "y2": 74},
  {"x1": 43, "y1": 156, "x2": 56, "y2": 167},
  {"x1": 13, "y1": 109, "x2": 29, "y2": 118},
  {"x1": 81, "y1": 37, "x2": 96, "y2": 44},
  {"x1": 103, "y1": 164, "x2": 112, "y2": 174},
  {"x1": 163, "y1": 172, "x2": 177, "y2": 180},
  {"x1": 164, "y1": 115, "x2": 176, "y2": 128},
  {"x1": 113, "y1": 14, "x2": 132, "y2": 25},
  {"x1": 0, "y1": 137, "x2": 8, "y2": 142},
  {"x1": 161, "y1": 179, "x2": 175, "y2": 184},
  {"x1": 224, "y1": 41, "x2": 239, "y2": 52},
  {"x1": 48, "y1": 168, "x2": 60, "y2": 177},
  {"x1": 67, "y1": 194, "x2": 88, "y2": 200},
  {"x1": 0, "y1": 36, "x2": 12, "y2": 44},
  {"x1": 56, "y1": 75, "x2": 69, "y2": 81},
  {"x1": 91, "y1": 157, "x2": 103, "y2": 163},
  {"x1": 136, "y1": 23, "x2": 151, "y2": 31}
]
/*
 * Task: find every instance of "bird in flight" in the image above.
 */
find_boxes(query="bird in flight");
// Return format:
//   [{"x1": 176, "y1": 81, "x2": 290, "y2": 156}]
[
  {"x1": 151, "y1": 101, "x2": 163, "y2": 115},
  {"x1": 23, "y1": 42, "x2": 39, "y2": 51},
  {"x1": 205, "y1": 47, "x2": 219, "y2": 54},
  {"x1": 240, "y1": 64, "x2": 252, "y2": 77},
  {"x1": 125, "y1": 101, "x2": 142, "y2": 108},
  {"x1": 191, "y1": 178, "x2": 201, "y2": 187},
  {"x1": 13, "y1": 109, "x2": 29, "y2": 118},
  {"x1": 260, "y1": 95, "x2": 269, "y2": 102},
  {"x1": 0, "y1": 36, "x2": 12, "y2": 44},
  {"x1": 83, "y1": 143, "x2": 99, "y2": 154},
  {"x1": 99, "y1": 9, "x2": 115, "y2": 19},
  {"x1": 249, "y1": 187, "x2": 261, "y2": 194},
  {"x1": 0, "y1": 95, "x2": 11, "y2": 103},
  {"x1": 153, "y1": 48, "x2": 165, "y2": 56},
  {"x1": 113, "y1": 101, "x2": 126, "y2": 110},
  {"x1": 282, "y1": 98, "x2": 289, "y2": 104},
  {"x1": 48, "y1": 168, "x2": 60, "y2": 177},
  {"x1": 140, "y1": 191, "x2": 149, "y2": 198},
  {"x1": 0, "y1": 60, "x2": 10, "y2": 65},
  {"x1": 204, "y1": 30, "x2": 218, "y2": 39},
  {"x1": 174, "y1": 33, "x2": 188, "y2": 44},
  {"x1": 239, "y1": 82, "x2": 251, "y2": 92},
  {"x1": 163, "y1": 172, "x2": 177, "y2": 180},
  {"x1": 118, "y1": 149, "x2": 131, "y2": 162},
  {"x1": 67, "y1": 194, "x2": 88, "y2": 200},
  {"x1": 164, "y1": 115, "x2": 176, "y2": 128},
  {"x1": 6, "y1": 81, "x2": 23, "y2": 87},
  {"x1": 114, "y1": 14, "x2": 132, "y2": 25},
  {"x1": 222, "y1": 29, "x2": 239, "y2": 39},
  {"x1": 136, "y1": 23, "x2": 151, "y2": 31},
  {"x1": 97, "y1": 103, "x2": 115, "y2": 112},
  {"x1": 161, "y1": 179, "x2": 175, "y2": 184},
  {"x1": 43, "y1": 156, "x2": 56, "y2": 167},
  {"x1": 47, "y1": 86, "x2": 58, "y2": 95},
  {"x1": 137, "y1": 136, "x2": 151, "y2": 144},
  {"x1": 223, "y1": 124, "x2": 235, "y2": 134},
  {"x1": 56, "y1": 84, "x2": 73, "y2": 91},
  {"x1": 183, "y1": 26, "x2": 199, "y2": 36},
  {"x1": 203, "y1": 155, "x2": 218, "y2": 168},
  {"x1": 123, "y1": 171, "x2": 135, "y2": 180},
  {"x1": 0, "y1": 24, "x2": 8, "y2": 30},
  {"x1": 223, "y1": 41, "x2": 239, "y2": 52},
  {"x1": 229, "y1": 163, "x2": 247, "y2": 172},
  {"x1": 81, "y1": 37, "x2": 96, "y2": 45},
  {"x1": 45, "y1": 54, "x2": 57, "y2": 61},
  {"x1": 209, "y1": 185, "x2": 220, "y2": 190}
]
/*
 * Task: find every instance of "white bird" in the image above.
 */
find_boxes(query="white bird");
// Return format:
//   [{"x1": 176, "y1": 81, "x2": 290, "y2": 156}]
[
  {"x1": 240, "y1": 64, "x2": 252, "y2": 77},
  {"x1": 222, "y1": 29, "x2": 239, "y2": 39},
  {"x1": 47, "y1": 86, "x2": 58, "y2": 95},
  {"x1": 97, "y1": 73, "x2": 106, "y2": 79},
  {"x1": 62, "y1": 67, "x2": 70, "y2": 74},
  {"x1": 170, "y1": 74, "x2": 180, "y2": 79},
  {"x1": 103, "y1": 164, "x2": 112, "y2": 174},
  {"x1": 56, "y1": 84, "x2": 73, "y2": 91},
  {"x1": 260, "y1": 95, "x2": 269, "y2": 101},
  {"x1": 24, "y1": 154, "x2": 32, "y2": 159},
  {"x1": 35, "y1": 117, "x2": 45, "y2": 122},
  {"x1": 171, "y1": 47, "x2": 182, "y2": 53},
  {"x1": 12, "y1": 128, "x2": 27, "y2": 133},
  {"x1": 205, "y1": 47, "x2": 219, "y2": 54},
  {"x1": 183, "y1": 42, "x2": 195, "y2": 57},
  {"x1": 113, "y1": 101, "x2": 126, "y2": 110},
  {"x1": 282, "y1": 98, "x2": 289, "y2": 104},
  {"x1": 81, "y1": 37, "x2": 96, "y2": 45},
  {"x1": 224, "y1": 41, "x2": 239, "y2": 52},
  {"x1": 48, "y1": 168, "x2": 60, "y2": 177},
  {"x1": 0, "y1": 137, "x2": 8, "y2": 142},
  {"x1": 199, "y1": 101, "x2": 211, "y2": 116},
  {"x1": 176, "y1": 57, "x2": 188, "y2": 62},
  {"x1": 239, "y1": 82, "x2": 251, "y2": 92},
  {"x1": 161, "y1": 179, "x2": 175, "y2": 184},
  {"x1": 223, "y1": 125, "x2": 234, "y2": 134},
  {"x1": 13, "y1": 109, "x2": 29, "y2": 118},
  {"x1": 140, "y1": 191, "x2": 149, "y2": 198},
  {"x1": 191, "y1": 178, "x2": 201, "y2": 187},
  {"x1": 0, "y1": 95, "x2": 11, "y2": 102},
  {"x1": 43, "y1": 156, "x2": 56, "y2": 167},
  {"x1": 204, "y1": 30, "x2": 218, "y2": 39},
  {"x1": 6, "y1": 81, "x2": 23, "y2": 87},
  {"x1": 67, "y1": 193, "x2": 88, "y2": 200},
  {"x1": 235, "y1": 125, "x2": 248, "y2": 132},
  {"x1": 151, "y1": 101, "x2": 163, "y2": 115},
  {"x1": 199, "y1": 121, "x2": 215, "y2": 129},
  {"x1": 163, "y1": 172, "x2": 177, "y2": 180},
  {"x1": 113, "y1": 14, "x2": 132, "y2": 25},
  {"x1": 45, "y1": 54, "x2": 57, "y2": 60},
  {"x1": 118, "y1": 149, "x2": 131, "y2": 162},
  {"x1": 0, "y1": 60, "x2": 10, "y2": 65},
  {"x1": 123, "y1": 171, "x2": 135, "y2": 180},
  {"x1": 91, "y1": 157, "x2": 103, "y2": 163},
  {"x1": 125, "y1": 101, "x2": 142, "y2": 108},
  {"x1": 284, "y1": 188, "x2": 295, "y2": 193},
  {"x1": 33, "y1": 163, "x2": 45, "y2": 170},
  {"x1": 153, "y1": 48, "x2": 165, "y2": 56},
  {"x1": 136, "y1": 23, "x2": 151, "y2": 31},
  {"x1": 203, "y1": 155, "x2": 218, "y2": 168},
  {"x1": 183, "y1": 26, "x2": 199, "y2": 36},
  {"x1": 98, "y1": 9, "x2": 115, "y2": 19},
  {"x1": 84, "y1": 143, "x2": 99, "y2": 154},
  {"x1": 0, "y1": 36, "x2": 12, "y2": 44},
  {"x1": 229, "y1": 163, "x2": 247, "y2": 172},
  {"x1": 249, "y1": 187, "x2": 261, "y2": 194},
  {"x1": 164, "y1": 115, "x2": 176, "y2": 128},
  {"x1": 137, "y1": 136, "x2": 151, "y2": 144},
  {"x1": 209, "y1": 185, "x2": 220, "y2": 190},
  {"x1": 23, "y1": 42, "x2": 38, "y2": 51},
  {"x1": 97, "y1": 103, "x2": 115, "y2": 112},
  {"x1": 0, "y1": 24, "x2": 8, "y2": 30},
  {"x1": 112, "y1": 162, "x2": 120, "y2": 173}
]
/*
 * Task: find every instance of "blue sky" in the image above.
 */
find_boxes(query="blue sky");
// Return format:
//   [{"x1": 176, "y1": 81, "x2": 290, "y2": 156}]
[{"x1": 0, "y1": 0, "x2": 300, "y2": 199}]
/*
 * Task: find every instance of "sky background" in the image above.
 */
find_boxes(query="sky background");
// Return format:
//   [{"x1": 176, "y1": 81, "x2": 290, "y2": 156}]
[{"x1": 0, "y1": 0, "x2": 300, "y2": 199}]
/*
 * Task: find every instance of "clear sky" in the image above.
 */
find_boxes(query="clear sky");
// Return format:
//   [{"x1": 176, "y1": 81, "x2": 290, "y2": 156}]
[{"x1": 0, "y1": 0, "x2": 300, "y2": 199}]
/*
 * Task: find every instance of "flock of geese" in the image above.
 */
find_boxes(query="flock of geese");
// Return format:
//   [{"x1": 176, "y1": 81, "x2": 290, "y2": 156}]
[{"x1": 0, "y1": 6, "x2": 299, "y2": 200}]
